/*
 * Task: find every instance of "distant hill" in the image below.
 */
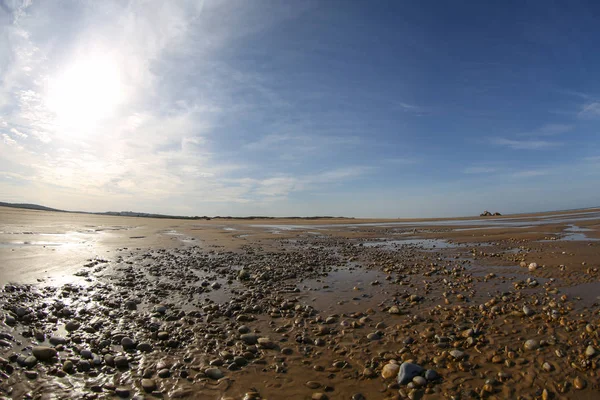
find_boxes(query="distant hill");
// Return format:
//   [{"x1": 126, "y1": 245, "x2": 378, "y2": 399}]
[
  {"x1": 0, "y1": 201, "x2": 350, "y2": 220},
  {"x1": 0, "y1": 202, "x2": 65, "y2": 212}
]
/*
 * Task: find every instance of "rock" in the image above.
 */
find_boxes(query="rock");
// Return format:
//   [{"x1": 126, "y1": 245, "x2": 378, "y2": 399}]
[
  {"x1": 524, "y1": 339, "x2": 539, "y2": 351},
  {"x1": 528, "y1": 263, "x2": 538, "y2": 271},
  {"x1": 158, "y1": 368, "x2": 171, "y2": 378},
  {"x1": 397, "y1": 362, "x2": 424, "y2": 385},
  {"x1": 449, "y1": 349, "x2": 465, "y2": 360},
  {"x1": 137, "y1": 342, "x2": 153, "y2": 352},
  {"x1": 205, "y1": 367, "x2": 224, "y2": 380},
  {"x1": 124, "y1": 300, "x2": 137, "y2": 310},
  {"x1": 238, "y1": 269, "x2": 250, "y2": 280},
  {"x1": 114, "y1": 356, "x2": 129, "y2": 368},
  {"x1": 63, "y1": 360, "x2": 74, "y2": 373},
  {"x1": 23, "y1": 355, "x2": 37, "y2": 368},
  {"x1": 305, "y1": 381, "x2": 321, "y2": 389},
  {"x1": 542, "y1": 362, "x2": 553, "y2": 372},
  {"x1": 585, "y1": 345, "x2": 596, "y2": 358},
  {"x1": 121, "y1": 337, "x2": 136, "y2": 350},
  {"x1": 141, "y1": 379, "x2": 156, "y2": 392},
  {"x1": 65, "y1": 321, "x2": 80, "y2": 332},
  {"x1": 522, "y1": 306, "x2": 534, "y2": 316},
  {"x1": 240, "y1": 333, "x2": 259, "y2": 345},
  {"x1": 424, "y1": 370, "x2": 439, "y2": 381},
  {"x1": 367, "y1": 332, "x2": 381, "y2": 340},
  {"x1": 388, "y1": 306, "x2": 402, "y2": 314},
  {"x1": 24, "y1": 370, "x2": 38, "y2": 379},
  {"x1": 573, "y1": 376, "x2": 586, "y2": 390},
  {"x1": 257, "y1": 337, "x2": 276, "y2": 349},
  {"x1": 381, "y1": 362, "x2": 400, "y2": 379},
  {"x1": 312, "y1": 394, "x2": 328, "y2": 400},
  {"x1": 211, "y1": 282, "x2": 221, "y2": 290},
  {"x1": 49, "y1": 336, "x2": 67, "y2": 345},
  {"x1": 32, "y1": 346, "x2": 57, "y2": 361},
  {"x1": 157, "y1": 331, "x2": 169, "y2": 340},
  {"x1": 115, "y1": 387, "x2": 130, "y2": 398},
  {"x1": 413, "y1": 376, "x2": 426, "y2": 387}
]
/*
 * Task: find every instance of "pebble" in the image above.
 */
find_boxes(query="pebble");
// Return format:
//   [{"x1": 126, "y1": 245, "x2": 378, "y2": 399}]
[
  {"x1": 137, "y1": 342, "x2": 153, "y2": 352},
  {"x1": 205, "y1": 367, "x2": 224, "y2": 380},
  {"x1": 523, "y1": 339, "x2": 539, "y2": 351},
  {"x1": 449, "y1": 349, "x2": 465, "y2": 360},
  {"x1": 528, "y1": 262, "x2": 538, "y2": 271},
  {"x1": 306, "y1": 381, "x2": 321, "y2": 389},
  {"x1": 240, "y1": 333, "x2": 259, "y2": 345},
  {"x1": 412, "y1": 376, "x2": 426, "y2": 387},
  {"x1": 397, "y1": 362, "x2": 423, "y2": 385},
  {"x1": 573, "y1": 376, "x2": 586, "y2": 390},
  {"x1": 115, "y1": 387, "x2": 130, "y2": 398},
  {"x1": 141, "y1": 379, "x2": 157, "y2": 392},
  {"x1": 381, "y1": 362, "x2": 400, "y2": 379},
  {"x1": 49, "y1": 336, "x2": 67, "y2": 346},
  {"x1": 65, "y1": 320, "x2": 80, "y2": 332},
  {"x1": 424, "y1": 369, "x2": 439, "y2": 381},
  {"x1": 32, "y1": 346, "x2": 57, "y2": 361},
  {"x1": 121, "y1": 337, "x2": 136, "y2": 349},
  {"x1": 312, "y1": 394, "x2": 328, "y2": 400},
  {"x1": 585, "y1": 345, "x2": 596, "y2": 357},
  {"x1": 114, "y1": 356, "x2": 129, "y2": 368},
  {"x1": 158, "y1": 368, "x2": 171, "y2": 378}
]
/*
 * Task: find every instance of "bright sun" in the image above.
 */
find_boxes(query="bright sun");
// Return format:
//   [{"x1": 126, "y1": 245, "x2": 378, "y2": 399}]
[{"x1": 46, "y1": 54, "x2": 123, "y2": 135}]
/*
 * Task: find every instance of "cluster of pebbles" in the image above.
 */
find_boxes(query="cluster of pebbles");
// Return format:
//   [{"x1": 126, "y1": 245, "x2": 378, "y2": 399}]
[{"x1": 1, "y1": 234, "x2": 599, "y2": 399}]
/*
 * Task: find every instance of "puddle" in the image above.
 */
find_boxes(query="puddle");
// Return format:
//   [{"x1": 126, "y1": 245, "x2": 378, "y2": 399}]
[
  {"x1": 0, "y1": 241, "x2": 63, "y2": 248},
  {"x1": 360, "y1": 238, "x2": 458, "y2": 250},
  {"x1": 559, "y1": 281, "x2": 600, "y2": 306},
  {"x1": 540, "y1": 225, "x2": 600, "y2": 242}
]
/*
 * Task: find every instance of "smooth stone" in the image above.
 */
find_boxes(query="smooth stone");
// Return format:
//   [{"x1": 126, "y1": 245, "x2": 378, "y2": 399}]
[
  {"x1": 115, "y1": 387, "x2": 130, "y2": 398},
  {"x1": 23, "y1": 355, "x2": 37, "y2": 368},
  {"x1": 24, "y1": 370, "x2": 38, "y2": 379},
  {"x1": 424, "y1": 369, "x2": 439, "y2": 381},
  {"x1": 397, "y1": 362, "x2": 424, "y2": 385},
  {"x1": 240, "y1": 333, "x2": 259, "y2": 345},
  {"x1": 49, "y1": 336, "x2": 67, "y2": 346},
  {"x1": 381, "y1": 363, "x2": 400, "y2": 379},
  {"x1": 585, "y1": 345, "x2": 596, "y2": 357},
  {"x1": 449, "y1": 350, "x2": 465, "y2": 360},
  {"x1": 574, "y1": 376, "x2": 586, "y2": 390},
  {"x1": 412, "y1": 376, "x2": 426, "y2": 387},
  {"x1": 312, "y1": 394, "x2": 328, "y2": 400},
  {"x1": 524, "y1": 339, "x2": 539, "y2": 351},
  {"x1": 114, "y1": 356, "x2": 129, "y2": 368},
  {"x1": 205, "y1": 367, "x2": 224, "y2": 380},
  {"x1": 137, "y1": 342, "x2": 153, "y2": 352},
  {"x1": 121, "y1": 337, "x2": 136, "y2": 349},
  {"x1": 141, "y1": 379, "x2": 157, "y2": 392},
  {"x1": 257, "y1": 337, "x2": 275, "y2": 349},
  {"x1": 63, "y1": 360, "x2": 74, "y2": 373},
  {"x1": 32, "y1": 346, "x2": 57, "y2": 361},
  {"x1": 65, "y1": 321, "x2": 80, "y2": 332},
  {"x1": 306, "y1": 381, "x2": 321, "y2": 389},
  {"x1": 158, "y1": 368, "x2": 171, "y2": 378}
]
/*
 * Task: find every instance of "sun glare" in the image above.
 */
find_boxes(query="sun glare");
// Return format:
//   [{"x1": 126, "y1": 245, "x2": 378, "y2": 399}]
[{"x1": 46, "y1": 54, "x2": 123, "y2": 135}]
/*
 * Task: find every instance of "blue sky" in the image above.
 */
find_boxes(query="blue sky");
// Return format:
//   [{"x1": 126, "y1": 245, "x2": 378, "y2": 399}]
[{"x1": 1, "y1": 0, "x2": 599, "y2": 217}]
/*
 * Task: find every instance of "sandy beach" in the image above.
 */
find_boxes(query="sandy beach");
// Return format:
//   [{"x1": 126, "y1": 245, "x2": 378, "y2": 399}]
[{"x1": 1, "y1": 206, "x2": 599, "y2": 399}]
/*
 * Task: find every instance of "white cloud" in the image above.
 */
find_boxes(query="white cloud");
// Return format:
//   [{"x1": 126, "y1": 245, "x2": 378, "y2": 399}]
[
  {"x1": 491, "y1": 138, "x2": 560, "y2": 150},
  {"x1": 463, "y1": 166, "x2": 498, "y2": 174},
  {"x1": 512, "y1": 169, "x2": 549, "y2": 178},
  {"x1": 579, "y1": 102, "x2": 600, "y2": 118}
]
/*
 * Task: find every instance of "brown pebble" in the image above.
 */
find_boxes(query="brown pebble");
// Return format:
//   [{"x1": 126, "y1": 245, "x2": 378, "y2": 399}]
[{"x1": 574, "y1": 376, "x2": 586, "y2": 390}]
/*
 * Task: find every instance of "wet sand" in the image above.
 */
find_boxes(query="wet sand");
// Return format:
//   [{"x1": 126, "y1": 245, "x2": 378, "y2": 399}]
[{"x1": 1, "y1": 206, "x2": 599, "y2": 399}]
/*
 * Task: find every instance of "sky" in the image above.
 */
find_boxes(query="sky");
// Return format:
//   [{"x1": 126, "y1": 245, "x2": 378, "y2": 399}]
[{"x1": 1, "y1": 0, "x2": 599, "y2": 218}]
